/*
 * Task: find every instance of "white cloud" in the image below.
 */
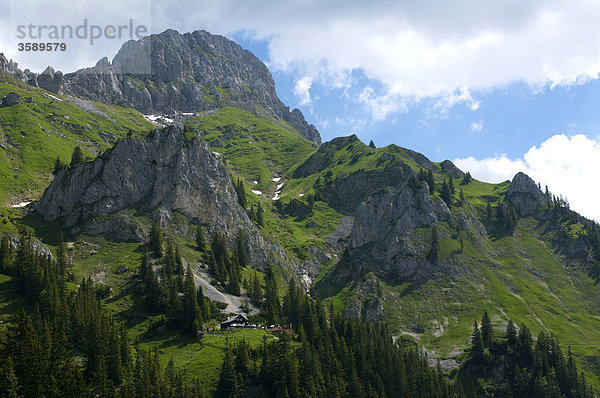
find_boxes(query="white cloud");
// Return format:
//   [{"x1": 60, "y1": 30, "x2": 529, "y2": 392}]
[
  {"x1": 149, "y1": 0, "x2": 600, "y2": 120},
  {"x1": 454, "y1": 134, "x2": 600, "y2": 221},
  {"x1": 470, "y1": 120, "x2": 483, "y2": 133},
  {"x1": 293, "y1": 76, "x2": 313, "y2": 106},
  {"x1": 5, "y1": 1, "x2": 600, "y2": 122}
]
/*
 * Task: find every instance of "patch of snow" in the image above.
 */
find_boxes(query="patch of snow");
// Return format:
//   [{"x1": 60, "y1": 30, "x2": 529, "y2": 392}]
[
  {"x1": 251, "y1": 190, "x2": 262, "y2": 195},
  {"x1": 182, "y1": 112, "x2": 195, "y2": 116},
  {"x1": 298, "y1": 193, "x2": 305, "y2": 197},
  {"x1": 211, "y1": 151, "x2": 222, "y2": 156},
  {"x1": 11, "y1": 201, "x2": 30, "y2": 208},
  {"x1": 44, "y1": 93, "x2": 62, "y2": 102},
  {"x1": 253, "y1": 180, "x2": 258, "y2": 184},
  {"x1": 276, "y1": 182, "x2": 284, "y2": 190},
  {"x1": 271, "y1": 177, "x2": 281, "y2": 182}
]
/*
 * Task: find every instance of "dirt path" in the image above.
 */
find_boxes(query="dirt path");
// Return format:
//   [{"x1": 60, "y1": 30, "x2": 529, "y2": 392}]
[{"x1": 192, "y1": 266, "x2": 259, "y2": 315}]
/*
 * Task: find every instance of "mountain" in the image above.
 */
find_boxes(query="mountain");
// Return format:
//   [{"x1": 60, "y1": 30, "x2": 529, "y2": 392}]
[{"x1": 1, "y1": 28, "x2": 600, "y2": 396}]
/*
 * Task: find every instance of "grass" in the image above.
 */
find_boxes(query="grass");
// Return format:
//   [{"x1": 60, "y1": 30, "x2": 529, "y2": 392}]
[
  {"x1": 139, "y1": 328, "x2": 275, "y2": 391},
  {"x1": 0, "y1": 75, "x2": 153, "y2": 206}
]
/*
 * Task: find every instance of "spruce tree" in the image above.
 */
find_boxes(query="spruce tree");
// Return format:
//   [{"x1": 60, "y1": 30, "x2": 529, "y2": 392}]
[
  {"x1": 427, "y1": 170, "x2": 435, "y2": 194},
  {"x1": 368, "y1": 140, "x2": 376, "y2": 148},
  {"x1": 448, "y1": 177, "x2": 456, "y2": 194},
  {"x1": 183, "y1": 265, "x2": 201, "y2": 333},
  {"x1": 470, "y1": 321, "x2": 484, "y2": 361},
  {"x1": 257, "y1": 202, "x2": 265, "y2": 227},
  {"x1": 215, "y1": 341, "x2": 242, "y2": 398},
  {"x1": 69, "y1": 145, "x2": 85, "y2": 168},
  {"x1": 150, "y1": 222, "x2": 163, "y2": 256},
  {"x1": 195, "y1": 225, "x2": 205, "y2": 252},
  {"x1": 430, "y1": 225, "x2": 439, "y2": 261},
  {"x1": 481, "y1": 311, "x2": 493, "y2": 348},
  {"x1": 440, "y1": 179, "x2": 452, "y2": 208}
]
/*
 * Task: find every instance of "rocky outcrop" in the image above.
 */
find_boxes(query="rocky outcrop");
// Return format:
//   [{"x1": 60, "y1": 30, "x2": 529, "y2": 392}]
[
  {"x1": 1, "y1": 92, "x2": 21, "y2": 107},
  {"x1": 349, "y1": 182, "x2": 450, "y2": 279},
  {"x1": 62, "y1": 29, "x2": 321, "y2": 144},
  {"x1": 343, "y1": 273, "x2": 385, "y2": 321},
  {"x1": 440, "y1": 160, "x2": 464, "y2": 178},
  {"x1": 0, "y1": 54, "x2": 64, "y2": 94},
  {"x1": 36, "y1": 125, "x2": 295, "y2": 270},
  {"x1": 37, "y1": 67, "x2": 64, "y2": 95},
  {"x1": 506, "y1": 172, "x2": 546, "y2": 216}
]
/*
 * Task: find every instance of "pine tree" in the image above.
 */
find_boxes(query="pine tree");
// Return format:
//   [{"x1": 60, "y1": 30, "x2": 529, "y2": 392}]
[
  {"x1": 215, "y1": 341, "x2": 242, "y2": 398},
  {"x1": 459, "y1": 187, "x2": 465, "y2": 205},
  {"x1": 368, "y1": 140, "x2": 376, "y2": 148},
  {"x1": 470, "y1": 321, "x2": 484, "y2": 361},
  {"x1": 440, "y1": 179, "x2": 452, "y2": 208},
  {"x1": 429, "y1": 225, "x2": 439, "y2": 261},
  {"x1": 195, "y1": 225, "x2": 205, "y2": 252},
  {"x1": 236, "y1": 178, "x2": 248, "y2": 209},
  {"x1": 427, "y1": 170, "x2": 435, "y2": 194},
  {"x1": 251, "y1": 271, "x2": 263, "y2": 305},
  {"x1": 0, "y1": 358, "x2": 18, "y2": 398},
  {"x1": 69, "y1": 145, "x2": 85, "y2": 168},
  {"x1": 183, "y1": 265, "x2": 201, "y2": 333},
  {"x1": 257, "y1": 202, "x2": 264, "y2": 227},
  {"x1": 481, "y1": 311, "x2": 493, "y2": 348},
  {"x1": 448, "y1": 177, "x2": 455, "y2": 194},
  {"x1": 506, "y1": 319, "x2": 517, "y2": 348},
  {"x1": 53, "y1": 155, "x2": 66, "y2": 174},
  {"x1": 486, "y1": 199, "x2": 493, "y2": 221},
  {"x1": 461, "y1": 171, "x2": 473, "y2": 185},
  {"x1": 151, "y1": 222, "x2": 163, "y2": 256}
]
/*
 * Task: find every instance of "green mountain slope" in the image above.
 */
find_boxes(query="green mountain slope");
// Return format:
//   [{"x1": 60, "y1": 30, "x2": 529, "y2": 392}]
[
  {"x1": 0, "y1": 73, "x2": 154, "y2": 206},
  {"x1": 1, "y1": 97, "x2": 600, "y2": 392}
]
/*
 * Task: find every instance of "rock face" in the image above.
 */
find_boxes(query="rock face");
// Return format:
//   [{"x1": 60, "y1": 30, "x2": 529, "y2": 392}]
[
  {"x1": 1, "y1": 92, "x2": 21, "y2": 107},
  {"x1": 350, "y1": 182, "x2": 450, "y2": 279},
  {"x1": 440, "y1": 160, "x2": 464, "y2": 178},
  {"x1": 36, "y1": 125, "x2": 294, "y2": 270},
  {"x1": 62, "y1": 29, "x2": 321, "y2": 144},
  {"x1": 0, "y1": 54, "x2": 65, "y2": 95},
  {"x1": 507, "y1": 172, "x2": 546, "y2": 216}
]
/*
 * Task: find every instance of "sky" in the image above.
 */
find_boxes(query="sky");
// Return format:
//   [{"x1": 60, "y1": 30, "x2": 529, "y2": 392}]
[{"x1": 1, "y1": 0, "x2": 600, "y2": 220}]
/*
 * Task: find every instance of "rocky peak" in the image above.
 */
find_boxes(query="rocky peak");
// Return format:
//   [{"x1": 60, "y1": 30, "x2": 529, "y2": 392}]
[
  {"x1": 0, "y1": 53, "x2": 64, "y2": 94},
  {"x1": 36, "y1": 126, "x2": 296, "y2": 270},
  {"x1": 507, "y1": 172, "x2": 546, "y2": 216},
  {"x1": 440, "y1": 160, "x2": 464, "y2": 178},
  {"x1": 0, "y1": 53, "x2": 7, "y2": 74},
  {"x1": 62, "y1": 29, "x2": 321, "y2": 144}
]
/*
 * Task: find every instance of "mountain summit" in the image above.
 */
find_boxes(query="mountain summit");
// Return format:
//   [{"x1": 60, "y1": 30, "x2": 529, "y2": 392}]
[{"x1": 63, "y1": 29, "x2": 321, "y2": 144}]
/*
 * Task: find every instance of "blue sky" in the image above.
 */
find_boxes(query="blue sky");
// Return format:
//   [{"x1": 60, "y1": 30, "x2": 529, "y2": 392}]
[{"x1": 2, "y1": 0, "x2": 600, "y2": 220}]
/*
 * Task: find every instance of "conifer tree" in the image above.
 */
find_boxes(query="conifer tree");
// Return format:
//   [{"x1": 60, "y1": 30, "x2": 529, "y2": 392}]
[
  {"x1": 470, "y1": 321, "x2": 484, "y2": 361},
  {"x1": 69, "y1": 145, "x2": 85, "y2": 168},
  {"x1": 53, "y1": 155, "x2": 67, "y2": 174},
  {"x1": 215, "y1": 341, "x2": 242, "y2": 398},
  {"x1": 151, "y1": 222, "x2": 163, "y2": 256},
  {"x1": 427, "y1": 170, "x2": 435, "y2": 194},
  {"x1": 430, "y1": 225, "x2": 439, "y2": 261},
  {"x1": 506, "y1": 319, "x2": 517, "y2": 347},
  {"x1": 440, "y1": 179, "x2": 452, "y2": 208},
  {"x1": 368, "y1": 140, "x2": 376, "y2": 148},
  {"x1": 461, "y1": 171, "x2": 473, "y2": 185},
  {"x1": 183, "y1": 265, "x2": 201, "y2": 333},
  {"x1": 195, "y1": 225, "x2": 205, "y2": 252},
  {"x1": 448, "y1": 177, "x2": 456, "y2": 194},
  {"x1": 481, "y1": 311, "x2": 493, "y2": 348},
  {"x1": 257, "y1": 202, "x2": 265, "y2": 227}
]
